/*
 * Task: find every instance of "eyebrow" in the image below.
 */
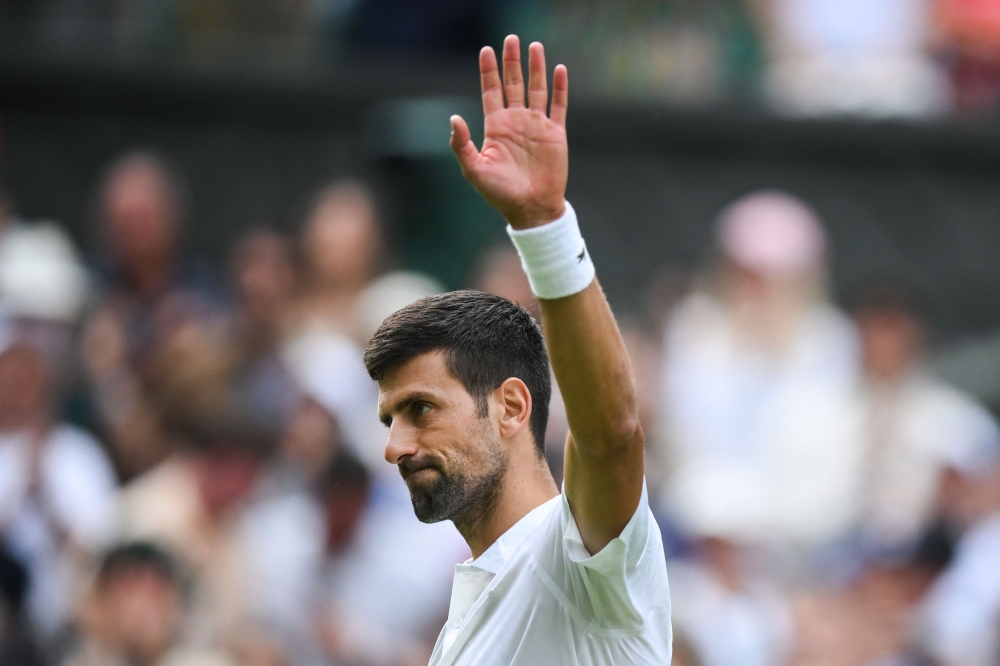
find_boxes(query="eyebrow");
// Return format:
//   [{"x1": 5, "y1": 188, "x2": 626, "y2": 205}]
[{"x1": 379, "y1": 391, "x2": 438, "y2": 425}]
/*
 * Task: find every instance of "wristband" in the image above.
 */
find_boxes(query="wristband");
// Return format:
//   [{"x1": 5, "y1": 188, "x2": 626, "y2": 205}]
[{"x1": 506, "y1": 201, "x2": 596, "y2": 300}]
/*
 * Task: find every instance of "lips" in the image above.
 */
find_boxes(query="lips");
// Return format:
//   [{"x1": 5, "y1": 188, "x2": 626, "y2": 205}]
[{"x1": 399, "y1": 459, "x2": 441, "y2": 481}]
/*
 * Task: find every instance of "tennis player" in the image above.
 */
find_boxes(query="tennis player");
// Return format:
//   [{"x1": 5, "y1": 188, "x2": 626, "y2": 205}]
[{"x1": 363, "y1": 35, "x2": 671, "y2": 665}]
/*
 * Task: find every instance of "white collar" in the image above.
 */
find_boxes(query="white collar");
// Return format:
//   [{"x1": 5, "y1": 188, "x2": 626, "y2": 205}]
[{"x1": 463, "y1": 494, "x2": 560, "y2": 575}]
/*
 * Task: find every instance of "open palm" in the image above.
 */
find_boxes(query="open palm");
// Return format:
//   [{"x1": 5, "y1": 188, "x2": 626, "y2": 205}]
[{"x1": 450, "y1": 36, "x2": 569, "y2": 230}]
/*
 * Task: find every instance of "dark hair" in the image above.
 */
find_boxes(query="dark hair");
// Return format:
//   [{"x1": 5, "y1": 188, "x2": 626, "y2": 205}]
[
  {"x1": 98, "y1": 542, "x2": 181, "y2": 589},
  {"x1": 364, "y1": 290, "x2": 551, "y2": 455},
  {"x1": 844, "y1": 278, "x2": 934, "y2": 328}
]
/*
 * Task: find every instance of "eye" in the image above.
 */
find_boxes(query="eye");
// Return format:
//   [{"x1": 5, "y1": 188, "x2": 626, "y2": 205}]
[{"x1": 413, "y1": 402, "x2": 431, "y2": 417}]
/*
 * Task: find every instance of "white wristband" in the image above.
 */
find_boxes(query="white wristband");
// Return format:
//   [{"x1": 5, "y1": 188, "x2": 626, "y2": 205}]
[{"x1": 506, "y1": 201, "x2": 596, "y2": 300}]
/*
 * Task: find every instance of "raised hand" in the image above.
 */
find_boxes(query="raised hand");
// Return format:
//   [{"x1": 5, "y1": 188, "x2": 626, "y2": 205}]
[{"x1": 450, "y1": 35, "x2": 569, "y2": 230}]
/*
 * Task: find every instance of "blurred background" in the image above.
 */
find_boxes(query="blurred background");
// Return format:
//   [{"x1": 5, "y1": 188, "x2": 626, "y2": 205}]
[{"x1": 3, "y1": 0, "x2": 1000, "y2": 665}]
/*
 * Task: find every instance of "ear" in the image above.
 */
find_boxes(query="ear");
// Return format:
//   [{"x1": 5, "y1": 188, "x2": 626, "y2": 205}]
[{"x1": 494, "y1": 377, "x2": 533, "y2": 441}]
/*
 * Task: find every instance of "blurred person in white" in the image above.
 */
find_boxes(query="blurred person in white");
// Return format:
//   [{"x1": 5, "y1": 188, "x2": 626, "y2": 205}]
[
  {"x1": 667, "y1": 460, "x2": 794, "y2": 666},
  {"x1": 756, "y1": 0, "x2": 948, "y2": 116},
  {"x1": 848, "y1": 280, "x2": 1000, "y2": 552},
  {"x1": 0, "y1": 342, "x2": 117, "y2": 641},
  {"x1": 63, "y1": 542, "x2": 232, "y2": 666},
  {"x1": 659, "y1": 191, "x2": 863, "y2": 550},
  {"x1": 81, "y1": 151, "x2": 215, "y2": 479},
  {"x1": 917, "y1": 440, "x2": 1000, "y2": 666},
  {"x1": 290, "y1": 180, "x2": 383, "y2": 345}
]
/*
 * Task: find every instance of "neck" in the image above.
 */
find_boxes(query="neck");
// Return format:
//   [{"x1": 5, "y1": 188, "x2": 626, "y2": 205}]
[{"x1": 456, "y1": 454, "x2": 558, "y2": 559}]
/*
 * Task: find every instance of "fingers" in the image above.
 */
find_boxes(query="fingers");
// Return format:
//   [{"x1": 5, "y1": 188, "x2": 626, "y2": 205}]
[
  {"x1": 502, "y1": 35, "x2": 525, "y2": 108},
  {"x1": 527, "y1": 42, "x2": 548, "y2": 112},
  {"x1": 479, "y1": 47, "x2": 504, "y2": 116},
  {"x1": 449, "y1": 115, "x2": 479, "y2": 175},
  {"x1": 550, "y1": 64, "x2": 569, "y2": 126}
]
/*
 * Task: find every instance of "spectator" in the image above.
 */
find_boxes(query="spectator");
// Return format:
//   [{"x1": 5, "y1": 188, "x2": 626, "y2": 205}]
[
  {"x1": 667, "y1": 461, "x2": 794, "y2": 666},
  {"x1": 936, "y1": 0, "x2": 1000, "y2": 114},
  {"x1": 0, "y1": 222, "x2": 90, "y2": 376},
  {"x1": 0, "y1": 543, "x2": 45, "y2": 666},
  {"x1": 757, "y1": 0, "x2": 947, "y2": 116},
  {"x1": 225, "y1": 228, "x2": 300, "y2": 438},
  {"x1": 0, "y1": 342, "x2": 117, "y2": 639},
  {"x1": 290, "y1": 180, "x2": 383, "y2": 345},
  {"x1": 63, "y1": 542, "x2": 232, "y2": 666},
  {"x1": 658, "y1": 191, "x2": 863, "y2": 550},
  {"x1": 81, "y1": 151, "x2": 216, "y2": 479},
  {"x1": 918, "y1": 443, "x2": 1000, "y2": 666},
  {"x1": 848, "y1": 280, "x2": 1000, "y2": 552}
]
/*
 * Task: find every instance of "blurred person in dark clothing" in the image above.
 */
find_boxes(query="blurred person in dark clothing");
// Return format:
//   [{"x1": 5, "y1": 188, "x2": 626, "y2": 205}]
[
  {"x1": 848, "y1": 280, "x2": 1000, "y2": 553},
  {"x1": 0, "y1": 543, "x2": 46, "y2": 666},
  {"x1": 0, "y1": 342, "x2": 117, "y2": 640},
  {"x1": 63, "y1": 542, "x2": 232, "y2": 666},
  {"x1": 790, "y1": 530, "x2": 952, "y2": 666},
  {"x1": 80, "y1": 151, "x2": 216, "y2": 479},
  {"x1": 225, "y1": 228, "x2": 300, "y2": 438}
]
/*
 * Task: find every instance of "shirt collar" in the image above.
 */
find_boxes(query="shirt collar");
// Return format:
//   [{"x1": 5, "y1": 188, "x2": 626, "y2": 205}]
[{"x1": 465, "y1": 494, "x2": 560, "y2": 575}]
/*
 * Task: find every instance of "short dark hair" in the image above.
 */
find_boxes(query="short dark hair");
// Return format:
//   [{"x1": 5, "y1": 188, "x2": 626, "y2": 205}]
[
  {"x1": 97, "y1": 542, "x2": 180, "y2": 589},
  {"x1": 364, "y1": 290, "x2": 551, "y2": 454}
]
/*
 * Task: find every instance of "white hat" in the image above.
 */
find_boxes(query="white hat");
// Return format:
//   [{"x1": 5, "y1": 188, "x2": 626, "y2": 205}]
[
  {"x1": 0, "y1": 222, "x2": 89, "y2": 322},
  {"x1": 667, "y1": 458, "x2": 772, "y2": 543}
]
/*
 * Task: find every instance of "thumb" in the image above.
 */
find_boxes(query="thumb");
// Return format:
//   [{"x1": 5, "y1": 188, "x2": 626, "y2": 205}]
[{"x1": 449, "y1": 115, "x2": 479, "y2": 176}]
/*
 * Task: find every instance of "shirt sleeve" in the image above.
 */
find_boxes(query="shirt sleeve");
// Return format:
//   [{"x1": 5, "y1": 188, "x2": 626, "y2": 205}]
[{"x1": 559, "y1": 480, "x2": 668, "y2": 631}]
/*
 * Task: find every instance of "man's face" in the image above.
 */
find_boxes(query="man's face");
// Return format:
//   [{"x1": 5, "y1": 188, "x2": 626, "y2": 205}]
[{"x1": 378, "y1": 351, "x2": 506, "y2": 524}]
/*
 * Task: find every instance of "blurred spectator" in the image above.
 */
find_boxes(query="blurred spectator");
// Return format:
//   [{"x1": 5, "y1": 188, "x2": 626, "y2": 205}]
[
  {"x1": 667, "y1": 461, "x2": 794, "y2": 666},
  {"x1": 225, "y1": 228, "x2": 300, "y2": 438},
  {"x1": 757, "y1": 0, "x2": 948, "y2": 116},
  {"x1": 936, "y1": 0, "x2": 1000, "y2": 114},
  {"x1": 791, "y1": 528, "x2": 952, "y2": 666},
  {"x1": 0, "y1": 222, "x2": 90, "y2": 376},
  {"x1": 0, "y1": 342, "x2": 117, "y2": 639},
  {"x1": 63, "y1": 542, "x2": 232, "y2": 666},
  {"x1": 848, "y1": 280, "x2": 1000, "y2": 552},
  {"x1": 918, "y1": 444, "x2": 1000, "y2": 666},
  {"x1": 81, "y1": 151, "x2": 216, "y2": 479},
  {"x1": 115, "y1": 320, "x2": 265, "y2": 652},
  {"x1": 0, "y1": 543, "x2": 45, "y2": 666},
  {"x1": 291, "y1": 180, "x2": 382, "y2": 345},
  {"x1": 318, "y1": 467, "x2": 467, "y2": 666},
  {"x1": 658, "y1": 191, "x2": 863, "y2": 549}
]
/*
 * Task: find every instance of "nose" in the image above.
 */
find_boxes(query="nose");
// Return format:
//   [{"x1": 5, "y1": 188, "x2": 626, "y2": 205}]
[{"x1": 384, "y1": 422, "x2": 419, "y2": 465}]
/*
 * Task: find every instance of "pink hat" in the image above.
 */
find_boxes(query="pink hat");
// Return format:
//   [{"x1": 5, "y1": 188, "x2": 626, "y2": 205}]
[{"x1": 717, "y1": 191, "x2": 827, "y2": 276}]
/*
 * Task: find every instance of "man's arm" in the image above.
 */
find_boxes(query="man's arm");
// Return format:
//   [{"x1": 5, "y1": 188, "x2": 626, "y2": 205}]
[{"x1": 450, "y1": 35, "x2": 643, "y2": 555}]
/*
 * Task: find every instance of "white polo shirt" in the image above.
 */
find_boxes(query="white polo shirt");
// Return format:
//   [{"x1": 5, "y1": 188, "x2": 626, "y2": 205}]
[{"x1": 429, "y1": 481, "x2": 672, "y2": 665}]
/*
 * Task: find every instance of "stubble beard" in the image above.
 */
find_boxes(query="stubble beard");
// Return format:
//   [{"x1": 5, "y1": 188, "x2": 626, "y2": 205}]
[{"x1": 405, "y1": 421, "x2": 507, "y2": 532}]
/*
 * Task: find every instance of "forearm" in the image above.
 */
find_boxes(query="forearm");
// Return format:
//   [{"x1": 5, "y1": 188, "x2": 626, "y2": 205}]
[{"x1": 539, "y1": 280, "x2": 640, "y2": 453}]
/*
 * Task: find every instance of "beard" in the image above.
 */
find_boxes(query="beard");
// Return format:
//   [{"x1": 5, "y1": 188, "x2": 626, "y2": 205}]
[{"x1": 399, "y1": 420, "x2": 506, "y2": 528}]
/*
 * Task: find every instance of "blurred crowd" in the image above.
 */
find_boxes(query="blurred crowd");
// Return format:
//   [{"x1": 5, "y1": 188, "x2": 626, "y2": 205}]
[
  {"x1": 2, "y1": 146, "x2": 1000, "y2": 666},
  {"x1": 6, "y1": 0, "x2": 1000, "y2": 117}
]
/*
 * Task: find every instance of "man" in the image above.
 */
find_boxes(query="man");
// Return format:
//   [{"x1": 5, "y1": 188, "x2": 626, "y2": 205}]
[{"x1": 363, "y1": 36, "x2": 671, "y2": 665}]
